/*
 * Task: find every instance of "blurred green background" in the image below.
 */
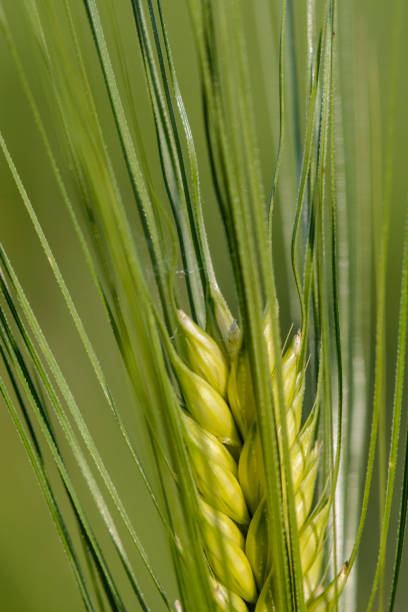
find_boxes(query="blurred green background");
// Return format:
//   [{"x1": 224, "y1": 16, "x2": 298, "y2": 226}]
[{"x1": 1, "y1": 0, "x2": 407, "y2": 610}]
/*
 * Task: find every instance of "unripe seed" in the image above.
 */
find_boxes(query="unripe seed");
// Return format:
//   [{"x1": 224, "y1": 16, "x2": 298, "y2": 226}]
[
  {"x1": 303, "y1": 548, "x2": 324, "y2": 601},
  {"x1": 178, "y1": 310, "x2": 228, "y2": 397},
  {"x1": 198, "y1": 497, "x2": 244, "y2": 549},
  {"x1": 182, "y1": 412, "x2": 237, "y2": 476},
  {"x1": 245, "y1": 498, "x2": 270, "y2": 589},
  {"x1": 262, "y1": 310, "x2": 275, "y2": 373},
  {"x1": 273, "y1": 337, "x2": 300, "y2": 408},
  {"x1": 175, "y1": 361, "x2": 241, "y2": 446},
  {"x1": 288, "y1": 383, "x2": 305, "y2": 442},
  {"x1": 254, "y1": 569, "x2": 278, "y2": 612},
  {"x1": 295, "y1": 451, "x2": 319, "y2": 528},
  {"x1": 211, "y1": 578, "x2": 249, "y2": 612},
  {"x1": 306, "y1": 564, "x2": 348, "y2": 611},
  {"x1": 228, "y1": 350, "x2": 256, "y2": 437},
  {"x1": 190, "y1": 445, "x2": 249, "y2": 524},
  {"x1": 271, "y1": 336, "x2": 303, "y2": 447},
  {"x1": 238, "y1": 423, "x2": 265, "y2": 514},
  {"x1": 203, "y1": 527, "x2": 257, "y2": 602},
  {"x1": 283, "y1": 390, "x2": 303, "y2": 448},
  {"x1": 300, "y1": 502, "x2": 330, "y2": 574},
  {"x1": 290, "y1": 420, "x2": 318, "y2": 490},
  {"x1": 226, "y1": 319, "x2": 241, "y2": 358},
  {"x1": 239, "y1": 396, "x2": 309, "y2": 513}
]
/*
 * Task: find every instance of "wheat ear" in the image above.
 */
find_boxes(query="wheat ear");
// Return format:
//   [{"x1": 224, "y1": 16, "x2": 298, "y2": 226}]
[{"x1": 174, "y1": 310, "x2": 346, "y2": 610}]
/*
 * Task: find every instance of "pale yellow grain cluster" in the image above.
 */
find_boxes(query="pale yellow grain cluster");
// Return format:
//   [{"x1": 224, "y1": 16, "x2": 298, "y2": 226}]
[{"x1": 175, "y1": 310, "x2": 345, "y2": 611}]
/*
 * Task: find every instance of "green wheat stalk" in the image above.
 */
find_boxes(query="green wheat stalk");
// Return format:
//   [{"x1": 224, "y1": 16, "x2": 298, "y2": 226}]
[{"x1": 0, "y1": 0, "x2": 407, "y2": 611}]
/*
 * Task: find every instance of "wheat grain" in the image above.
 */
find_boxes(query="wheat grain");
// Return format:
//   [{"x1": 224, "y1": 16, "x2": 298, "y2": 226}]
[{"x1": 175, "y1": 310, "x2": 346, "y2": 610}]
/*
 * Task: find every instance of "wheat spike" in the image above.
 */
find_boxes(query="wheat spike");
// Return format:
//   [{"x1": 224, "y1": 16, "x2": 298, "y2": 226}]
[{"x1": 175, "y1": 310, "x2": 346, "y2": 609}]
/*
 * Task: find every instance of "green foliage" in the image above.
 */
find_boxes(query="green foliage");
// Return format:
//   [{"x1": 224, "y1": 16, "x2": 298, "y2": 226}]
[{"x1": 0, "y1": 0, "x2": 407, "y2": 610}]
